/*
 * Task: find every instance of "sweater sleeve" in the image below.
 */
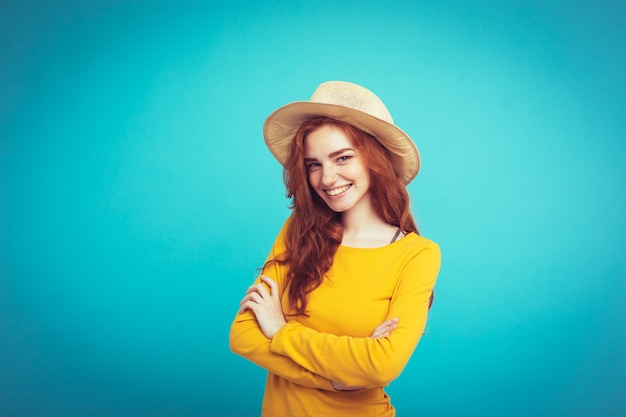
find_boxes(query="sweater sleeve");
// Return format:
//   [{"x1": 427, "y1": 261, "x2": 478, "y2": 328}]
[
  {"x1": 229, "y1": 221, "x2": 335, "y2": 391},
  {"x1": 269, "y1": 242, "x2": 441, "y2": 388},
  {"x1": 230, "y1": 308, "x2": 334, "y2": 390}
]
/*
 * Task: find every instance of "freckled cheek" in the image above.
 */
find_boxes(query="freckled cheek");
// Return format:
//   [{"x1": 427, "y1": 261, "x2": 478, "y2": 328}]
[
  {"x1": 307, "y1": 171, "x2": 320, "y2": 187},
  {"x1": 307, "y1": 173, "x2": 327, "y2": 199},
  {"x1": 342, "y1": 166, "x2": 363, "y2": 180}
]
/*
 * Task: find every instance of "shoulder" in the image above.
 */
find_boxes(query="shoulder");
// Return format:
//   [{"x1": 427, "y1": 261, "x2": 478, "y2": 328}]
[
  {"x1": 393, "y1": 233, "x2": 441, "y2": 274},
  {"x1": 398, "y1": 233, "x2": 440, "y2": 256},
  {"x1": 394, "y1": 234, "x2": 441, "y2": 287}
]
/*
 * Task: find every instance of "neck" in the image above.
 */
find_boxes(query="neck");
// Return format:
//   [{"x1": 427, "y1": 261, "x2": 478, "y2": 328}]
[
  {"x1": 341, "y1": 206, "x2": 384, "y2": 234},
  {"x1": 340, "y1": 201, "x2": 396, "y2": 248}
]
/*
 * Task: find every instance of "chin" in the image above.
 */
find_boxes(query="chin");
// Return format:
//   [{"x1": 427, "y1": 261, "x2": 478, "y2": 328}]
[{"x1": 326, "y1": 202, "x2": 352, "y2": 213}]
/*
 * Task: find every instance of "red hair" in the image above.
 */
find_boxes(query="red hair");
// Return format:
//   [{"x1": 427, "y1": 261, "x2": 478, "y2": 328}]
[{"x1": 270, "y1": 117, "x2": 419, "y2": 316}]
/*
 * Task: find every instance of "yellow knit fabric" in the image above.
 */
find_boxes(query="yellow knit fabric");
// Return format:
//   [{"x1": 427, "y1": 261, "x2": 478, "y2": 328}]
[{"x1": 230, "y1": 220, "x2": 441, "y2": 417}]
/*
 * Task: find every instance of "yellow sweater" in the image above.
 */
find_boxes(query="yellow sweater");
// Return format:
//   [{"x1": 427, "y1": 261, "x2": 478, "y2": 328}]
[{"x1": 230, "y1": 221, "x2": 441, "y2": 416}]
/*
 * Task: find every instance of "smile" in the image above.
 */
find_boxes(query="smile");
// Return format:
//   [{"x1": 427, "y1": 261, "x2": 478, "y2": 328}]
[{"x1": 326, "y1": 184, "x2": 352, "y2": 196}]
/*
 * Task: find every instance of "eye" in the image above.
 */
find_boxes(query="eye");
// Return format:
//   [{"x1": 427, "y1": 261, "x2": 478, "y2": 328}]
[
  {"x1": 306, "y1": 162, "x2": 321, "y2": 171},
  {"x1": 337, "y1": 155, "x2": 353, "y2": 163}
]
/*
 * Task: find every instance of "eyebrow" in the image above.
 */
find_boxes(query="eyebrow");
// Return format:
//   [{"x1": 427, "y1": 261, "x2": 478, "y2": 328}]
[{"x1": 304, "y1": 148, "x2": 355, "y2": 162}]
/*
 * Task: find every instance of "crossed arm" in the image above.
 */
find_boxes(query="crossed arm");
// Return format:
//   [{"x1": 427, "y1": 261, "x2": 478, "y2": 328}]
[
  {"x1": 239, "y1": 275, "x2": 398, "y2": 340},
  {"x1": 231, "y1": 267, "x2": 435, "y2": 390},
  {"x1": 235, "y1": 275, "x2": 399, "y2": 390},
  {"x1": 229, "y1": 232, "x2": 440, "y2": 390}
]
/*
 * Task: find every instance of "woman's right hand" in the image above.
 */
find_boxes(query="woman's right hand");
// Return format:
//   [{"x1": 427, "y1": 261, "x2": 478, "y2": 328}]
[
  {"x1": 332, "y1": 317, "x2": 400, "y2": 391},
  {"x1": 238, "y1": 275, "x2": 287, "y2": 339}
]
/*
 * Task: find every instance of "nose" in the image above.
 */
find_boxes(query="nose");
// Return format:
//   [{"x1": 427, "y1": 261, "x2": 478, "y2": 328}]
[{"x1": 320, "y1": 164, "x2": 338, "y2": 187}]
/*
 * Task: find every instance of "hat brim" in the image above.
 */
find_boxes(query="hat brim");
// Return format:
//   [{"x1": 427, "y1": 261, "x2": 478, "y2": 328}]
[{"x1": 263, "y1": 101, "x2": 420, "y2": 184}]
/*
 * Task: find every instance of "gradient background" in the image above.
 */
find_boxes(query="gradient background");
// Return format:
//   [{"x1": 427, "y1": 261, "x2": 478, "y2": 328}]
[{"x1": 1, "y1": 1, "x2": 624, "y2": 416}]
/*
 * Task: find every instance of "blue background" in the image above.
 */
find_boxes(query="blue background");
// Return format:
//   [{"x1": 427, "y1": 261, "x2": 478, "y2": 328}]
[{"x1": 1, "y1": 1, "x2": 624, "y2": 416}]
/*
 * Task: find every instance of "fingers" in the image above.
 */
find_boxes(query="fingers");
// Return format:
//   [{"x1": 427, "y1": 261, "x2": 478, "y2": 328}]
[
  {"x1": 238, "y1": 276, "x2": 278, "y2": 314},
  {"x1": 238, "y1": 300, "x2": 253, "y2": 314},
  {"x1": 239, "y1": 290, "x2": 262, "y2": 307},
  {"x1": 260, "y1": 275, "x2": 278, "y2": 296},
  {"x1": 245, "y1": 282, "x2": 270, "y2": 299},
  {"x1": 244, "y1": 276, "x2": 277, "y2": 298},
  {"x1": 370, "y1": 317, "x2": 399, "y2": 339},
  {"x1": 332, "y1": 380, "x2": 365, "y2": 391}
]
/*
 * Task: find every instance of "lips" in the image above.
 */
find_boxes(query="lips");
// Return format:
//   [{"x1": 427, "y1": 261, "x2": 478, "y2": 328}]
[{"x1": 326, "y1": 184, "x2": 352, "y2": 196}]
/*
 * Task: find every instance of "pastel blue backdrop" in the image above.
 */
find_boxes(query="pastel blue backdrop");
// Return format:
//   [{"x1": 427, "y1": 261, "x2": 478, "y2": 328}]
[{"x1": 1, "y1": 1, "x2": 624, "y2": 416}]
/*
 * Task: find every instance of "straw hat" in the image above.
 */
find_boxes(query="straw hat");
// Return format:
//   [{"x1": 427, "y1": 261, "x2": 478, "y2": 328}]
[{"x1": 263, "y1": 81, "x2": 420, "y2": 184}]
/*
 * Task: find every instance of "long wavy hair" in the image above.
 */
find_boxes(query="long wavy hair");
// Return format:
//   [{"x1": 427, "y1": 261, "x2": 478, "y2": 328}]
[{"x1": 271, "y1": 117, "x2": 420, "y2": 316}]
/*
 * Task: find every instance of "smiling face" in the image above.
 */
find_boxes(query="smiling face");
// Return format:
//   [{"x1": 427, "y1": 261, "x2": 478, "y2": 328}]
[{"x1": 303, "y1": 124, "x2": 372, "y2": 214}]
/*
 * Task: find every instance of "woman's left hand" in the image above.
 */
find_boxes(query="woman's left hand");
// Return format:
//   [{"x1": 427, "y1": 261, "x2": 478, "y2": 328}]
[
  {"x1": 332, "y1": 317, "x2": 399, "y2": 391},
  {"x1": 239, "y1": 275, "x2": 287, "y2": 339}
]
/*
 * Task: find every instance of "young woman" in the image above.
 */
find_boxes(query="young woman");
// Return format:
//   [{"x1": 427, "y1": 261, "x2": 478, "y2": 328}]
[{"x1": 230, "y1": 81, "x2": 441, "y2": 416}]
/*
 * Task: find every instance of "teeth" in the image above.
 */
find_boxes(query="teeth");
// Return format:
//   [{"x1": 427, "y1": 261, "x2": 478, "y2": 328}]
[{"x1": 327, "y1": 185, "x2": 351, "y2": 196}]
